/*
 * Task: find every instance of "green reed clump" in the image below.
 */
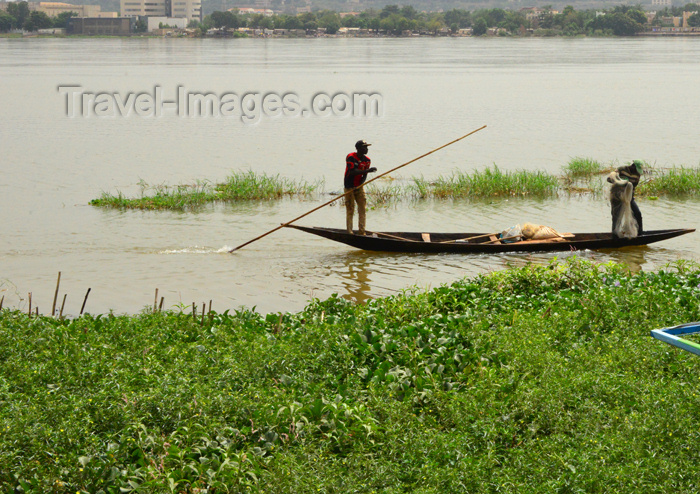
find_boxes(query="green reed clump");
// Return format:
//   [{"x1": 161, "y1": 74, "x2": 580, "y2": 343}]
[
  {"x1": 561, "y1": 157, "x2": 607, "y2": 178},
  {"x1": 364, "y1": 182, "x2": 406, "y2": 207},
  {"x1": 215, "y1": 170, "x2": 322, "y2": 201},
  {"x1": 90, "y1": 172, "x2": 322, "y2": 211},
  {"x1": 4, "y1": 258, "x2": 700, "y2": 492},
  {"x1": 90, "y1": 182, "x2": 216, "y2": 210},
  {"x1": 637, "y1": 166, "x2": 700, "y2": 197},
  {"x1": 411, "y1": 166, "x2": 559, "y2": 199}
]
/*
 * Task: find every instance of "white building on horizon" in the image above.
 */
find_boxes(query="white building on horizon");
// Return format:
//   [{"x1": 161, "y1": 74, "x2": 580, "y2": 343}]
[{"x1": 120, "y1": 0, "x2": 201, "y2": 22}]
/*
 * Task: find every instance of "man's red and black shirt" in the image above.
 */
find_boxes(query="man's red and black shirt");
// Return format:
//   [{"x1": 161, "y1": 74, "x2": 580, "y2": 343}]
[{"x1": 344, "y1": 152, "x2": 371, "y2": 189}]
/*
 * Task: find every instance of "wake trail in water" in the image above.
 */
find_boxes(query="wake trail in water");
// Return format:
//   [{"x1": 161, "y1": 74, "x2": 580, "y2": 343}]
[{"x1": 159, "y1": 246, "x2": 233, "y2": 254}]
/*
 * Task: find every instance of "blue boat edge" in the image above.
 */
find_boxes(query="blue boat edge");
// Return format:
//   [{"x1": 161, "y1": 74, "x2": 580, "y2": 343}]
[{"x1": 651, "y1": 322, "x2": 700, "y2": 357}]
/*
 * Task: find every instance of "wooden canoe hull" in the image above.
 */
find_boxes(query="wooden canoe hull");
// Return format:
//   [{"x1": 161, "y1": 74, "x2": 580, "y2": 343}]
[{"x1": 285, "y1": 225, "x2": 695, "y2": 254}]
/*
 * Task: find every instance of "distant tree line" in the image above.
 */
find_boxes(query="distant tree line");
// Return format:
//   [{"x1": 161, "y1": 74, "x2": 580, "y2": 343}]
[
  {"x1": 0, "y1": 1, "x2": 77, "y2": 32},
  {"x1": 2, "y1": 1, "x2": 698, "y2": 35},
  {"x1": 193, "y1": 3, "x2": 700, "y2": 36}
]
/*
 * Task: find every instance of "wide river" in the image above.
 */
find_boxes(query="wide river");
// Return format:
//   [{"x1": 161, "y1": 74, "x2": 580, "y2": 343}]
[{"x1": 1, "y1": 36, "x2": 699, "y2": 315}]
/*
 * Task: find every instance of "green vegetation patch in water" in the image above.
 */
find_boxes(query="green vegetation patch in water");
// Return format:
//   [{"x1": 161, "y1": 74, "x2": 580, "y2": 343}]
[
  {"x1": 89, "y1": 171, "x2": 323, "y2": 211},
  {"x1": 89, "y1": 181, "x2": 215, "y2": 210},
  {"x1": 561, "y1": 156, "x2": 607, "y2": 178},
  {"x1": 638, "y1": 166, "x2": 700, "y2": 197},
  {"x1": 3, "y1": 258, "x2": 700, "y2": 492},
  {"x1": 412, "y1": 165, "x2": 559, "y2": 199},
  {"x1": 89, "y1": 161, "x2": 700, "y2": 211},
  {"x1": 214, "y1": 170, "x2": 321, "y2": 201}
]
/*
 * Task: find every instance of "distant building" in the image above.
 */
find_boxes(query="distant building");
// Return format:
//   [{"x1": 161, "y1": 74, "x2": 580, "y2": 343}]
[
  {"x1": 519, "y1": 7, "x2": 557, "y2": 28},
  {"x1": 651, "y1": 0, "x2": 672, "y2": 6},
  {"x1": 661, "y1": 16, "x2": 682, "y2": 27},
  {"x1": 231, "y1": 7, "x2": 274, "y2": 16},
  {"x1": 682, "y1": 10, "x2": 699, "y2": 27},
  {"x1": 120, "y1": 0, "x2": 201, "y2": 22},
  {"x1": 0, "y1": 1, "x2": 117, "y2": 18},
  {"x1": 146, "y1": 16, "x2": 187, "y2": 31},
  {"x1": 520, "y1": 7, "x2": 557, "y2": 22},
  {"x1": 36, "y1": 2, "x2": 100, "y2": 17},
  {"x1": 67, "y1": 17, "x2": 132, "y2": 35},
  {"x1": 38, "y1": 27, "x2": 65, "y2": 33}
]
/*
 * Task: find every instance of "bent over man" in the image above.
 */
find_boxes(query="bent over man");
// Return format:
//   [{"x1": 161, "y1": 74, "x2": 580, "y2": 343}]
[
  {"x1": 608, "y1": 160, "x2": 643, "y2": 238},
  {"x1": 344, "y1": 140, "x2": 376, "y2": 235}
]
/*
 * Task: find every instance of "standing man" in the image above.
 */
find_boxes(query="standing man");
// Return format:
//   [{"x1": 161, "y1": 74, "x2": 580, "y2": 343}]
[{"x1": 344, "y1": 140, "x2": 376, "y2": 235}]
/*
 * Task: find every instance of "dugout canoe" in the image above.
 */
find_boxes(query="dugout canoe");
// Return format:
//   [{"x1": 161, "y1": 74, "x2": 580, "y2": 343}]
[{"x1": 285, "y1": 225, "x2": 694, "y2": 254}]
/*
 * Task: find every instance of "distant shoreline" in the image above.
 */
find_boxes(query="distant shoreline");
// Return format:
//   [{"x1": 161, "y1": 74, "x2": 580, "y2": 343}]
[{"x1": 4, "y1": 32, "x2": 700, "y2": 39}]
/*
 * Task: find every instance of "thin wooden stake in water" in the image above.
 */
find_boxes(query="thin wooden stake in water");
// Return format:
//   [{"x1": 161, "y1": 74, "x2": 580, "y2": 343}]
[
  {"x1": 0, "y1": 295, "x2": 4, "y2": 311},
  {"x1": 59, "y1": 294, "x2": 67, "y2": 320},
  {"x1": 159, "y1": 297, "x2": 164, "y2": 312},
  {"x1": 28, "y1": 292, "x2": 32, "y2": 317},
  {"x1": 229, "y1": 125, "x2": 487, "y2": 253},
  {"x1": 52, "y1": 272, "x2": 61, "y2": 317},
  {"x1": 80, "y1": 288, "x2": 91, "y2": 316},
  {"x1": 153, "y1": 288, "x2": 159, "y2": 312}
]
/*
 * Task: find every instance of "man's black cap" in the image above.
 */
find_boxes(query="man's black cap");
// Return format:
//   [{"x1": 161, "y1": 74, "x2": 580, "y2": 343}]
[{"x1": 355, "y1": 140, "x2": 371, "y2": 149}]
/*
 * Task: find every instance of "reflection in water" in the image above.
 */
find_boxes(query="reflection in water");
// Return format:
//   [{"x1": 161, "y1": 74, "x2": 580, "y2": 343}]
[
  {"x1": 496, "y1": 246, "x2": 653, "y2": 273},
  {"x1": 313, "y1": 250, "x2": 417, "y2": 304},
  {"x1": 302, "y1": 242, "x2": 686, "y2": 310},
  {"x1": 598, "y1": 246, "x2": 650, "y2": 272},
  {"x1": 337, "y1": 253, "x2": 374, "y2": 304}
]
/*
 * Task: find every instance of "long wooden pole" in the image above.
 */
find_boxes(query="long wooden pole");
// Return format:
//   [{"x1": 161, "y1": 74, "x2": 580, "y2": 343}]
[{"x1": 229, "y1": 125, "x2": 487, "y2": 253}]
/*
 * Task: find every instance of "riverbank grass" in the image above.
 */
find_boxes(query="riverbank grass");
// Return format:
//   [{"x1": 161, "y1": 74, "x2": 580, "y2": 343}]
[{"x1": 3, "y1": 258, "x2": 700, "y2": 492}]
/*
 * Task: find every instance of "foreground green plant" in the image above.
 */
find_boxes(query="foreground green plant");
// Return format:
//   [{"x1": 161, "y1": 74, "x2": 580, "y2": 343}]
[{"x1": 2, "y1": 258, "x2": 700, "y2": 492}]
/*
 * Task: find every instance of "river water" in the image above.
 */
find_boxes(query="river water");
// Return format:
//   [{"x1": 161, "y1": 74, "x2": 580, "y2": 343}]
[{"x1": 1, "y1": 37, "x2": 699, "y2": 315}]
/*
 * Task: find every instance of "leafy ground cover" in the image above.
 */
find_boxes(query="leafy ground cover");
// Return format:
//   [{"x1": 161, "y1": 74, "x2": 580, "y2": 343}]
[{"x1": 2, "y1": 258, "x2": 700, "y2": 492}]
